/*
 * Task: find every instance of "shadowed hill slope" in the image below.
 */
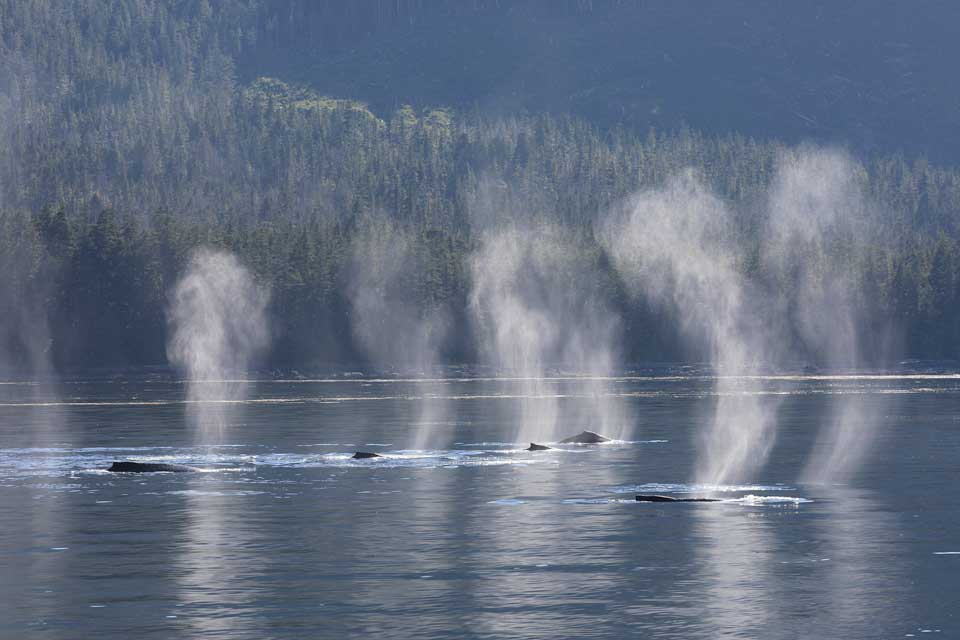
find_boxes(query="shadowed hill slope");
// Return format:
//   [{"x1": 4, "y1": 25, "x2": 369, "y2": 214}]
[{"x1": 241, "y1": 0, "x2": 960, "y2": 162}]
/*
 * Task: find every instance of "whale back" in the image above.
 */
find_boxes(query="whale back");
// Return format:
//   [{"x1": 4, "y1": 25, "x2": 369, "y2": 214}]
[
  {"x1": 558, "y1": 430, "x2": 611, "y2": 444},
  {"x1": 108, "y1": 461, "x2": 198, "y2": 473},
  {"x1": 635, "y1": 494, "x2": 721, "y2": 503}
]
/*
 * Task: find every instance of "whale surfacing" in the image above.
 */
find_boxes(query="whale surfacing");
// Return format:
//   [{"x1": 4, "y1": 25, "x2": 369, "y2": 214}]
[
  {"x1": 559, "y1": 430, "x2": 611, "y2": 444},
  {"x1": 635, "y1": 494, "x2": 721, "y2": 503},
  {"x1": 108, "y1": 461, "x2": 199, "y2": 473},
  {"x1": 352, "y1": 451, "x2": 382, "y2": 459}
]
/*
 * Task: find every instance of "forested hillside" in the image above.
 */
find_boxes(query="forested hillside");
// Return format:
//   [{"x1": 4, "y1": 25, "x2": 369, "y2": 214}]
[
  {"x1": 2, "y1": 1, "x2": 960, "y2": 370},
  {"x1": 8, "y1": 0, "x2": 958, "y2": 161}
]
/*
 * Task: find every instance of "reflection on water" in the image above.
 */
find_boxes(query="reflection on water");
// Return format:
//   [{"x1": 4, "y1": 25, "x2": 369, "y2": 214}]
[
  {"x1": 175, "y1": 474, "x2": 265, "y2": 637},
  {"x1": 467, "y1": 448, "x2": 625, "y2": 637},
  {"x1": 0, "y1": 373, "x2": 957, "y2": 638},
  {"x1": 7, "y1": 393, "x2": 66, "y2": 635},
  {"x1": 0, "y1": 475, "x2": 66, "y2": 635},
  {"x1": 805, "y1": 486, "x2": 906, "y2": 637},
  {"x1": 694, "y1": 501, "x2": 792, "y2": 637}
]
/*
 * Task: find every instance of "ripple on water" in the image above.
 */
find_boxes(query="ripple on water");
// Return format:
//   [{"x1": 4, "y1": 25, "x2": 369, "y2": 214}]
[
  {"x1": 610, "y1": 482, "x2": 793, "y2": 494},
  {"x1": 730, "y1": 494, "x2": 812, "y2": 505}
]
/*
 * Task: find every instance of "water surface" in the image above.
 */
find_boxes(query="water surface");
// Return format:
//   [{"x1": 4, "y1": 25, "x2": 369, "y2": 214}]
[{"x1": 0, "y1": 372, "x2": 956, "y2": 638}]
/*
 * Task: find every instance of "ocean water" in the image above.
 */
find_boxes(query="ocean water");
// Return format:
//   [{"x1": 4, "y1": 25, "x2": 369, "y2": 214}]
[{"x1": 0, "y1": 371, "x2": 957, "y2": 638}]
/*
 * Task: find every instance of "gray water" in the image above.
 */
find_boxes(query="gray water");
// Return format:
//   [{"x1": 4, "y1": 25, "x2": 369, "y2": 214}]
[{"x1": 0, "y1": 371, "x2": 956, "y2": 639}]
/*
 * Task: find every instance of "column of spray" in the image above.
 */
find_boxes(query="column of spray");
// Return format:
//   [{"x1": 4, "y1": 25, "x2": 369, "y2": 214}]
[
  {"x1": 470, "y1": 229, "x2": 560, "y2": 442},
  {"x1": 0, "y1": 213, "x2": 64, "y2": 444},
  {"x1": 598, "y1": 172, "x2": 780, "y2": 486},
  {"x1": 347, "y1": 216, "x2": 450, "y2": 450},
  {"x1": 167, "y1": 249, "x2": 270, "y2": 445},
  {"x1": 764, "y1": 149, "x2": 883, "y2": 483},
  {"x1": 469, "y1": 223, "x2": 628, "y2": 444}
]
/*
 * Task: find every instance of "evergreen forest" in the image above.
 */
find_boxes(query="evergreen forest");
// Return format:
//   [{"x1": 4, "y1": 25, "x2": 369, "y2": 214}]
[{"x1": 3, "y1": 0, "x2": 960, "y2": 370}]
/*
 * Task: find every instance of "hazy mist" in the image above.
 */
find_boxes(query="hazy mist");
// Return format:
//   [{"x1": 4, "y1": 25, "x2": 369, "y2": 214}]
[
  {"x1": 347, "y1": 215, "x2": 451, "y2": 449},
  {"x1": 599, "y1": 171, "x2": 780, "y2": 486},
  {"x1": 167, "y1": 249, "x2": 270, "y2": 444}
]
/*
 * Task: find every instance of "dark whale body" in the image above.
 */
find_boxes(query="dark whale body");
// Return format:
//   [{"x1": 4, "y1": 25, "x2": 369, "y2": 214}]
[
  {"x1": 559, "y1": 430, "x2": 611, "y2": 444},
  {"x1": 527, "y1": 443, "x2": 551, "y2": 451},
  {"x1": 352, "y1": 451, "x2": 382, "y2": 459},
  {"x1": 108, "y1": 461, "x2": 199, "y2": 473},
  {"x1": 635, "y1": 494, "x2": 721, "y2": 503}
]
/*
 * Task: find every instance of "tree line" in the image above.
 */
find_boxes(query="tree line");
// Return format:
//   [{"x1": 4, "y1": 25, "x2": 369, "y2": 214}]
[{"x1": 2, "y1": 77, "x2": 960, "y2": 368}]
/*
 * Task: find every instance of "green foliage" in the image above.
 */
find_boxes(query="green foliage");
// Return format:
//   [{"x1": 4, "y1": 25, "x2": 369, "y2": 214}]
[{"x1": 4, "y1": 1, "x2": 960, "y2": 367}]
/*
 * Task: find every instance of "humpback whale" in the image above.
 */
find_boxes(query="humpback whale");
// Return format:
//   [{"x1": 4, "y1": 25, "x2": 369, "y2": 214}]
[
  {"x1": 352, "y1": 451, "x2": 382, "y2": 459},
  {"x1": 527, "y1": 443, "x2": 551, "y2": 451},
  {"x1": 108, "y1": 461, "x2": 199, "y2": 473},
  {"x1": 635, "y1": 495, "x2": 721, "y2": 503},
  {"x1": 559, "y1": 430, "x2": 611, "y2": 444}
]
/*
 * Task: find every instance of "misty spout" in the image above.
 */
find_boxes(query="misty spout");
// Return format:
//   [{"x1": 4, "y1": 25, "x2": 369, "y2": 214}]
[
  {"x1": 346, "y1": 215, "x2": 451, "y2": 450},
  {"x1": 167, "y1": 249, "x2": 270, "y2": 445},
  {"x1": 599, "y1": 172, "x2": 781, "y2": 487},
  {"x1": 469, "y1": 222, "x2": 628, "y2": 444},
  {"x1": 764, "y1": 148, "x2": 889, "y2": 484}
]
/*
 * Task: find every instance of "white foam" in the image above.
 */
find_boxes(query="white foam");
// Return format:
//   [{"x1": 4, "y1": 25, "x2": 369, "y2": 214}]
[
  {"x1": 612, "y1": 482, "x2": 791, "y2": 494},
  {"x1": 731, "y1": 494, "x2": 811, "y2": 505}
]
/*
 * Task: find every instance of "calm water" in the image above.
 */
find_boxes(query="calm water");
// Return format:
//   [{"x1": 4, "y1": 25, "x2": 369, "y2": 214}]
[{"x1": 0, "y1": 372, "x2": 957, "y2": 639}]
